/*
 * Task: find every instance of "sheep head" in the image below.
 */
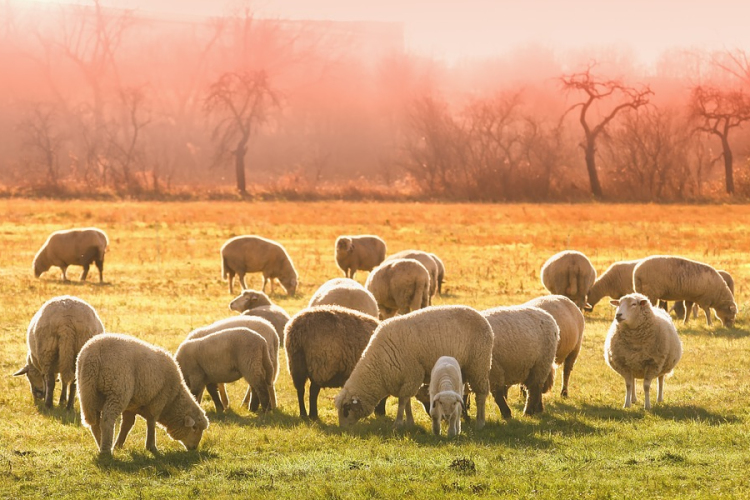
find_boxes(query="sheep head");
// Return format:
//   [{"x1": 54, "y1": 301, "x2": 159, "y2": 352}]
[
  {"x1": 13, "y1": 361, "x2": 45, "y2": 400},
  {"x1": 229, "y1": 290, "x2": 273, "y2": 312},
  {"x1": 610, "y1": 293, "x2": 651, "y2": 328},
  {"x1": 714, "y1": 300, "x2": 737, "y2": 328}
]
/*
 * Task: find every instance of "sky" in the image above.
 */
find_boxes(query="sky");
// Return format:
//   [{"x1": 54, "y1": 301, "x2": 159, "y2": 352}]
[{"x1": 21, "y1": 0, "x2": 750, "y2": 64}]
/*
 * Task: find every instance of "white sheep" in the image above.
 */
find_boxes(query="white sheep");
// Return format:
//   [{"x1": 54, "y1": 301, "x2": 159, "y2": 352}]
[
  {"x1": 523, "y1": 295, "x2": 585, "y2": 397},
  {"x1": 633, "y1": 255, "x2": 737, "y2": 327},
  {"x1": 335, "y1": 235, "x2": 387, "y2": 279},
  {"x1": 365, "y1": 258, "x2": 430, "y2": 320},
  {"x1": 220, "y1": 235, "x2": 298, "y2": 296},
  {"x1": 604, "y1": 293, "x2": 683, "y2": 409},
  {"x1": 585, "y1": 259, "x2": 641, "y2": 311},
  {"x1": 540, "y1": 250, "x2": 597, "y2": 309},
  {"x1": 14, "y1": 295, "x2": 104, "y2": 410},
  {"x1": 228, "y1": 289, "x2": 291, "y2": 343},
  {"x1": 308, "y1": 278, "x2": 379, "y2": 318},
  {"x1": 429, "y1": 356, "x2": 464, "y2": 437},
  {"x1": 671, "y1": 269, "x2": 735, "y2": 322},
  {"x1": 33, "y1": 227, "x2": 109, "y2": 283},
  {"x1": 481, "y1": 305, "x2": 559, "y2": 418},
  {"x1": 334, "y1": 305, "x2": 493, "y2": 429},
  {"x1": 429, "y1": 252, "x2": 446, "y2": 295},
  {"x1": 76, "y1": 333, "x2": 209, "y2": 456},
  {"x1": 384, "y1": 249, "x2": 440, "y2": 301},
  {"x1": 176, "y1": 327, "x2": 276, "y2": 413},
  {"x1": 284, "y1": 305, "x2": 382, "y2": 419}
]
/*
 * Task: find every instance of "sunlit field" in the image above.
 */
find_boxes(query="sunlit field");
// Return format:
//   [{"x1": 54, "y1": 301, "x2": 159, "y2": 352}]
[{"x1": 1, "y1": 199, "x2": 749, "y2": 499}]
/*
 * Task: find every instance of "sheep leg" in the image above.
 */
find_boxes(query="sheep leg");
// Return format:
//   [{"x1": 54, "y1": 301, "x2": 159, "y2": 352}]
[
  {"x1": 374, "y1": 397, "x2": 387, "y2": 416},
  {"x1": 657, "y1": 375, "x2": 665, "y2": 403},
  {"x1": 308, "y1": 382, "x2": 321, "y2": 420},
  {"x1": 474, "y1": 391, "x2": 487, "y2": 430},
  {"x1": 98, "y1": 403, "x2": 121, "y2": 456},
  {"x1": 61, "y1": 265, "x2": 69, "y2": 282},
  {"x1": 242, "y1": 385, "x2": 252, "y2": 409},
  {"x1": 239, "y1": 273, "x2": 248, "y2": 291},
  {"x1": 562, "y1": 349, "x2": 580, "y2": 397},
  {"x1": 80, "y1": 263, "x2": 90, "y2": 281},
  {"x1": 115, "y1": 411, "x2": 136, "y2": 448},
  {"x1": 624, "y1": 374, "x2": 634, "y2": 408},
  {"x1": 227, "y1": 271, "x2": 235, "y2": 295},
  {"x1": 492, "y1": 387, "x2": 512, "y2": 419},
  {"x1": 405, "y1": 398, "x2": 414, "y2": 426},
  {"x1": 217, "y1": 383, "x2": 229, "y2": 409},
  {"x1": 448, "y1": 412, "x2": 459, "y2": 437},
  {"x1": 395, "y1": 397, "x2": 412, "y2": 427},
  {"x1": 44, "y1": 371, "x2": 56, "y2": 409},
  {"x1": 59, "y1": 382, "x2": 68, "y2": 407},
  {"x1": 206, "y1": 383, "x2": 225, "y2": 412},
  {"x1": 523, "y1": 385, "x2": 543, "y2": 416},
  {"x1": 432, "y1": 413, "x2": 442, "y2": 436},
  {"x1": 702, "y1": 306, "x2": 713, "y2": 326},
  {"x1": 249, "y1": 390, "x2": 260, "y2": 412},
  {"x1": 261, "y1": 275, "x2": 268, "y2": 293},
  {"x1": 145, "y1": 417, "x2": 159, "y2": 455},
  {"x1": 643, "y1": 378, "x2": 652, "y2": 410},
  {"x1": 87, "y1": 411, "x2": 103, "y2": 449},
  {"x1": 95, "y1": 258, "x2": 104, "y2": 284}
]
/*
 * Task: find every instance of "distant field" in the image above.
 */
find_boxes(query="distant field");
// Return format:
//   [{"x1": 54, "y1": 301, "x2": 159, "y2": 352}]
[{"x1": 1, "y1": 199, "x2": 748, "y2": 499}]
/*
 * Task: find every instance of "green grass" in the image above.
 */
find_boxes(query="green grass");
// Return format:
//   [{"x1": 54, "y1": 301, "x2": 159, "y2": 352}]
[{"x1": 1, "y1": 200, "x2": 749, "y2": 499}]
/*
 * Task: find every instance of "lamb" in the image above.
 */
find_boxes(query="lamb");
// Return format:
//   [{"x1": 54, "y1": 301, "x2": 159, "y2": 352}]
[
  {"x1": 428, "y1": 356, "x2": 464, "y2": 437},
  {"x1": 76, "y1": 333, "x2": 209, "y2": 456},
  {"x1": 335, "y1": 305, "x2": 493, "y2": 430},
  {"x1": 604, "y1": 293, "x2": 683, "y2": 409},
  {"x1": 284, "y1": 305, "x2": 383, "y2": 419},
  {"x1": 384, "y1": 250, "x2": 440, "y2": 301},
  {"x1": 33, "y1": 227, "x2": 109, "y2": 283},
  {"x1": 671, "y1": 269, "x2": 735, "y2": 322},
  {"x1": 540, "y1": 250, "x2": 597, "y2": 309},
  {"x1": 481, "y1": 305, "x2": 559, "y2": 418},
  {"x1": 220, "y1": 235, "x2": 298, "y2": 296},
  {"x1": 429, "y1": 252, "x2": 446, "y2": 295},
  {"x1": 523, "y1": 295, "x2": 585, "y2": 397},
  {"x1": 585, "y1": 259, "x2": 641, "y2": 310},
  {"x1": 633, "y1": 255, "x2": 737, "y2": 327},
  {"x1": 175, "y1": 327, "x2": 276, "y2": 414},
  {"x1": 187, "y1": 316, "x2": 279, "y2": 411},
  {"x1": 229, "y1": 289, "x2": 291, "y2": 343},
  {"x1": 14, "y1": 296, "x2": 104, "y2": 410},
  {"x1": 308, "y1": 278, "x2": 379, "y2": 318},
  {"x1": 335, "y1": 235, "x2": 387, "y2": 279},
  {"x1": 365, "y1": 258, "x2": 430, "y2": 320}
]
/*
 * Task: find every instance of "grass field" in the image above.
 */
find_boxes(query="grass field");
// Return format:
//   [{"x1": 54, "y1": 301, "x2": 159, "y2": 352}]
[{"x1": 1, "y1": 199, "x2": 749, "y2": 499}]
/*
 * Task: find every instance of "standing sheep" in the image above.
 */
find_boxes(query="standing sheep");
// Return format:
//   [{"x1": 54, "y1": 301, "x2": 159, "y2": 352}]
[
  {"x1": 604, "y1": 293, "x2": 683, "y2": 409},
  {"x1": 429, "y1": 356, "x2": 464, "y2": 437},
  {"x1": 672, "y1": 269, "x2": 735, "y2": 322},
  {"x1": 33, "y1": 227, "x2": 109, "y2": 283},
  {"x1": 481, "y1": 306, "x2": 559, "y2": 418},
  {"x1": 14, "y1": 296, "x2": 104, "y2": 410},
  {"x1": 384, "y1": 250, "x2": 440, "y2": 301},
  {"x1": 335, "y1": 305, "x2": 493, "y2": 430},
  {"x1": 429, "y1": 253, "x2": 446, "y2": 295},
  {"x1": 524, "y1": 295, "x2": 585, "y2": 397},
  {"x1": 284, "y1": 305, "x2": 381, "y2": 419},
  {"x1": 221, "y1": 235, "x2": 298, "y2": 296},
  {"x1": 540, "y1": 250, "x2": 597, "y2": 310},
  {"x1": 335, "y1": 235, "x2": 387, "y2": 279},
  {"x1": 308, "y1": 278, "x2": 379, "y2": 318},
  {"x1": 633, "y1": 255, "x2": 737, "y2": 327},
  {"x1": 229, "y1": 289, "x2": 291, "y2": 343},
  {"x1": 585, "y1": 259, "x2": 641, "y2": 310},
  {"x1": 176, "y1": 327, "x2": 276, "y2": 413},
  {"x1": 365, "y1": 258, "x2": 430, "y2": 320},
  {"x1": 76, "y1": 333, "x2": 209, "y2": 457}
]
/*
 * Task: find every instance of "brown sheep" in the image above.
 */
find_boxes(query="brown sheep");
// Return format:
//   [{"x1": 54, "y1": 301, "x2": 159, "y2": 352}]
[
  {"x1": 33, "y1": 227, "x2": 109, "y2": 283},
  {"x1": 220, "y1": 235, "x2": 298, "y2": 296}
]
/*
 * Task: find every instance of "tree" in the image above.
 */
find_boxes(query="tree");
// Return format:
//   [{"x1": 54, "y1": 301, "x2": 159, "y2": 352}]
[
  {"x1": 690, "y1": 85, "x2": 750, "y2": 194},
  {"x1": 18, "y1": 102, "x2": 66, "y2": 188},
  {"x1": 561, "y1": 66, "x2": 652, "y2": 199},
  {"x1": 204, "y1": 70, "x2": 280, "y2": 195}
]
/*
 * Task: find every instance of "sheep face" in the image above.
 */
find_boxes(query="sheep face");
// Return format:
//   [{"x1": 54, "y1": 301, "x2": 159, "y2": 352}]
[
  {"x1": 335, "y1": 390, "x2": 367, "y2": 427},
  {"x1": 32, "y1": 256, "x2": 50, "y2": 278},
  {"x1": 714, "y1": 301, "x2": 737, "y2": 328},
  {"x1": 13, "y1": 362, "x2": 45, "y2": 400},
  {"x1": 336, "y1": 238, "x2": 353, "y2": 258},
  {"x1": 167, "y1": 415, "x2": 209, "y2": 451},
  {"x1": 430, "y1": 391, "x2": 463, "y2": 426},
  {"x1": 610, "y1": 294, "x2": 651, "y2": 328},
  {"x1": 229, "y1": 290, "x2": 272, "y2": 312},
  {"x1": 281, "y1": 276, "x2": 297, "y2": 296}
]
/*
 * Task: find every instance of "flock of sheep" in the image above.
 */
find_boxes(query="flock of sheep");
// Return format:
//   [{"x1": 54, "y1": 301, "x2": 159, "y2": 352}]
[{"x1": 13, "y1": 227, "x2": 738, "y2": 456}]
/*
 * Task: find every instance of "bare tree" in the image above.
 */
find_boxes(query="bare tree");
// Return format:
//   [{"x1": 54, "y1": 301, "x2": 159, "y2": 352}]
[
  {"x1": 561, "y1": 66, "x2": 652, "y2": 199},
  {"x1": 104, "y1": 86, "x2": 151, "y2": 191},
  {"x1": 18, "y1": 102, "x2": 66, "y2": 188},
  {"x1": 204, "y1": 70, "x2": 280, "y2": 195}
]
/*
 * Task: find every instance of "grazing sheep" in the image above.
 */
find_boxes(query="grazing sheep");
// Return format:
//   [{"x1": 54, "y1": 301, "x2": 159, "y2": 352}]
[
  {"x1": 33, "y1": 227, "x2": 109, "y2": 283},
  {"x1": 585, "y1": 259, "x2": 641, "y2": 310},
  {"x1": 429, "y1": 253, "x2": 446, "y2": 295},
  {"x1": 308, "y1": 278, "x2": 379, "y2": 318},
  {"x1": 524, "y1": 295, "x2": 585, "y2": 397},
  {"x1": 633, "y1": 255, "x2": 737, "y2": 327},
  {"x1": 335, "y1": 305, "x2": 493, "y2": 430},
  {"x1": 365, "y1": 258, "x2": 430, "y2": 320},
  {"x1": 229, "y1": 289, "x2": 291, "y2": 343},
  {"x1": 187, "y1": 316, "x2": 279, "y2": 411},
  {"x1": 176, "y1": 327, "x2": 276, "y2": 413},
  {"x1": 481, "y1": 305, "x2": 559, "y2": 418},
  {"x1": 76, "y1": 333, "x2": 209, "y2": 456},
  {"x1": 221, "y1": 235, "x2": 298, "y2": 296},
  {"x1": 671, "y1": 269, "x2": 735, "y2": 322},
  {"x1": 14, "y1": 296, "x2": 104, "y2": 410},
  {"x1": 429, "y1": 356, "x2": 464, "y2": 437},
  {"x1": 335, "y1": 235, "x2": 387, "y2": 279},
  {"x1": 604, "y1": 293, "x2": 682, "y2": 409},
  {"x1": 284, "y1": 305, "x2": 381, "y2": 419},
  {"x1": 384, "y1": 250, "x2": 440, "y2": 301},
  {"x1": 540, "y1": 250, "x2": 597, "y2": 309}
]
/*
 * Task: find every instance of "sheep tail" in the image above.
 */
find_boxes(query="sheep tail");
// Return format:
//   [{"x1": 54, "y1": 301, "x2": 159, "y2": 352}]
[
  {"x1": 261, "y1": 348, "x2": 277, "y2": 409},
  {"x1": 221, "y1": 254, "x2": 229, "y2": 280},
  {"x1": 567, "y1": 267, "x2": 579, "y2": 297},
  {"x1": 542, "y1": 366, "x2": 556, "y2": 394}
]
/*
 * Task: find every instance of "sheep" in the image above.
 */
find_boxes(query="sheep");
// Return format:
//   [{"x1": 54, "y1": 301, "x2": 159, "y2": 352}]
[
  {"x1": 33, "y1": 227, "x2": 108, "y2": 283},
  {"x1": 584, "y1": 259, "x2": 641, "y2": 311},
  {"x1": 481, "y1": 305, "x2": 559, "y2": 418},
  {"x1": 220, "y1": 235, "x2": 298, "y2": 296},
  {"x1": 604, "y1": 293, "x2": 683, "y2": 409},
  {"x1": 428, "y1": 356, "x2": 464, "y2": 437},
  {"x1": 365, "y1": 258, "x2": 430, "y2": 320},
  {"x1": 308, "y1": 278, "x2": 379, "y2": 318},
  {"x1": 229, "y1": 289, "x2": 291, "y2": 343},
  {"x1": 76, "y1": 333, "x2": 209, "y2": 457},
  {"x1": 540, "y1": 250, "x2": 597, "y2": 310},
  {"x1": 671, "y1": 269, "x2": 735, "y2": 322},
  {"x1": 187, "y1": 316, "x2": 279, "y2": 411},
  {"x1": 523, "y1": 295, "x2": 585, "y2": 397},
  {"x1": 14, "y1": 296, "x2": 104, "y2": 410},
  {"x1": 334, "y1": 305, "x2": 493, "y2": 430},
  {"x1": 429, "y1": 252, "x2": 446, "y2": 295},
  {"x1": 335, "y1": 235, "x2": 387, "y2": 279},
  {"x1": 284, "y1": 305, "x2": 383, "y2": 420},
  {"x1": 633, "y1": 255, "x2": 737, "y2": 327},
  {"x1": 384, "y1": 250, "x2": 439, "y2": 301},
  {"x1": 176, "y1": 327, "x2": 276, "y2": 414}
]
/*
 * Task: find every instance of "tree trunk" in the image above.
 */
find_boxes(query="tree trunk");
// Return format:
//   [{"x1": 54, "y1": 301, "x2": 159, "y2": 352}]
[
  {"x1": 721, "y1": 135, "x2": 734, "y2": 195},
  {"x1": 234, "y1": 140, "x2": 247, "y2": 195},
  {"x1": 584, "y1": 138, "x2": 603, "y2": 199}
]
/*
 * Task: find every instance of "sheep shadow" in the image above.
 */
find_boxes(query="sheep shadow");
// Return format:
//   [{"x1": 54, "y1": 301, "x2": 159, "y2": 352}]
[
  {"x1": 205, "y1": 407, "x2": 302, "y2": 429},
  {"x1": 95, "y1": 448, "x2": 218, "y2": 473},
  {"x1": 566, "y1": 401, "x2": 739, "y2": 426},
  {"x1": 33, "y1": 401, "x2": 81, "y2": 426},
  {"x1": 676, "y1": 324, "x2": 750, "y2": 339}
]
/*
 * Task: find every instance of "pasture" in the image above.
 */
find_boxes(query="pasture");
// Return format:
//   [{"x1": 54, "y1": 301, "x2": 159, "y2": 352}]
[{"x1": 1, "y1": 199, "x2": 749, "y2": 499}]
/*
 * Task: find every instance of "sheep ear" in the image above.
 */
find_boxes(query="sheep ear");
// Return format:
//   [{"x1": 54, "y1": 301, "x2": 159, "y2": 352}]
[
  {"x1": 583, "y1": 303, "x2": 593, "y2": 312},
  {"x1": 610, "y1": 300, "x2": 620, "y2": 307},
  {"x1": 13, "y1": 365, "x2": 30, "y2": 377},
  {"x1": 184, "y1": 416, "x2": 195, "y2": 428},
  {"x1": 639, "y1": 299, "x2": 649, "y2": 306}
]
